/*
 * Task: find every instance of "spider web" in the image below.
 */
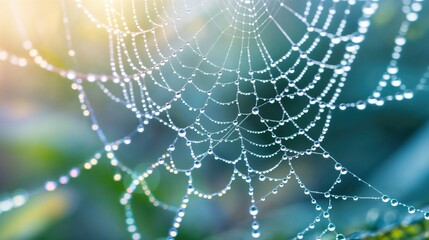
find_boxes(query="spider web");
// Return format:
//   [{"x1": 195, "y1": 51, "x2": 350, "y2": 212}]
[{"x1": 1, "y1": 0, "x2": 429, "y2": 239}]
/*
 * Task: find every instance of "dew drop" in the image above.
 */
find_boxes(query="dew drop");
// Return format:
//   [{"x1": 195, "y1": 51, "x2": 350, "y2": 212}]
[
  {"x1": 137, "y1": 125, "x2": 144, "y2": 133},
  {"x1": 194, "y1": 160, "x2": 201, "y2": 168},
  {"x1": 178, "y1": 129, "x2": 186, "y2": 137},
  {"x1": 66, "y1": 71, "x2": 76, "y2": 80},
  {"x1": 169, "y1": 228, "x2": 178, "y2": 237},
  {"x1": 252, "y1": 107, "x2": 259, "y2": 115},
  {"x1": 252, "y1": 220, "x2": 260, "y2": 230},
  {"x1": 407, "y1": 12, "x2": 418, "y2": 22},
  {"x1": 381, "y1": 195, "x2": 390, "y2": 203},
  {"x1": 351, "y1": 33, "x2": 365, "y2": 43},
  {"x1": 249, "y1": 204, "x2": 259, "y2": 216},
  {"x1": 358, "y1": 18, "x2": 370, "y2": 28},
  {"x1": 328, "y1": 223, "x2": 336, "y2": 231},
  {"x1": 387, "y1": 66, "x2": 398, "y2": 75},
  {"x1": 69, "y1": 168, "x2": 80, "y2": 178},
  {"x1": 356, "y1": 100, "x2": 367, "y2": 110},
  {"x1": 346, "y1": 43, "x2": 358, "y2": 52},
  {"x1": 168, "y1": 145, "x2": 175, "y2": 152},
  {"x1": 44, "y1": 181, "x2": 57, "y2": 191},
  {"x1": 323, "y1": 211, "x2": 330, "y2": 218},
  {"x1": 291, "y1": 45, "x2": 299, "y2": 51},
  {"x1": 251, "y1": 229, "x2": 260, "y2": 238},
  {"x1": 391, "y1": 78, "x2": 402, "y2": 87},
  {"x1": 403, "y1": 90, "x2": 414, "y2": 99},
  {"x1": 177, "y1": 209, "x2": 185, "y2": 217},
  {"x1": 323, "y1": 152, "x2": 330, "y2": 158},
  {"x1": 394, "y1": 36, "x2": 406, "y2": 46},
  {"x1": 390, "y1": 199, "x2": 398, "y2": 207},
  {"x1": 59, "y1": 176, "x2": 69, "y2": 184},
  {"x1": 334, "y1": 163, "x2": 342, "y2": 171},
  {"x1": 362, "y1": 3, "x2": 377, "y2": 15},
  {"x1": 336, "y1": 234, "x2": 346, "y2": 240}
]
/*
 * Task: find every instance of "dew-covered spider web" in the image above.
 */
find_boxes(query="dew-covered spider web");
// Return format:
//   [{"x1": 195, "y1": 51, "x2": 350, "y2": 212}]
[{"x1": 1, "y1": 0, "x2": 429, "y2": 239}]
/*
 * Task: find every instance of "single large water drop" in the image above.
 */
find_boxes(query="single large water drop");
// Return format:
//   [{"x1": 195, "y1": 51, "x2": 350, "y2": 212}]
[
  {"x1": 252, "y1": 107, "x2": 259, "y2": 115},
  {"x1": 251, "y1": 229, "x2": 260, "y2": 238},
  {"x1": 178, "y1": 129, "x2": 186, "y2": 137},
  {"x1": 328, "y1": 223, "x2": 336, "y2": 231},
  {"x1": 249, "y1": 204, "x2": 259, "y2": 216},
  {"x1": 252, "y1": 220, "x2": 260, "y2": 230},
  {"x1": 356, "y1": 100, "x2": 367, "y2": 110},
  {"x1": 336, "y1": 234, "x2": 346, "y2": 240}
]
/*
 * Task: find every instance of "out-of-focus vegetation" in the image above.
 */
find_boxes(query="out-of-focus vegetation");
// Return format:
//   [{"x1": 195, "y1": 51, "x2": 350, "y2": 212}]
[{"x1": 348, "y1": 214, "x2": 429, "y2": 240}]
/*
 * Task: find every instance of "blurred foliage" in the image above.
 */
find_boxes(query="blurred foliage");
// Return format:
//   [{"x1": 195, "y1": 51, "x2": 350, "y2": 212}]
[
  {"x1": 348, "y1": 214, "x2": 429, "y2": 240},
  {"x1": 0, "y1": 190, "x2": 74, "y2": 240}
]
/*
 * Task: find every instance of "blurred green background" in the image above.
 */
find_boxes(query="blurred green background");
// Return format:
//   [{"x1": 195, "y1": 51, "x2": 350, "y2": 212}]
[{"x1": 1, "y1": 0, "x2": 429, "y2": 239}]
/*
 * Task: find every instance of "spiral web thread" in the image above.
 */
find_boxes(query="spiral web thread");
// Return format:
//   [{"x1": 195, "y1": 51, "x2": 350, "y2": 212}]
[{"x1": 1, "y1": 0, "x2": 429, "y2": 239}]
